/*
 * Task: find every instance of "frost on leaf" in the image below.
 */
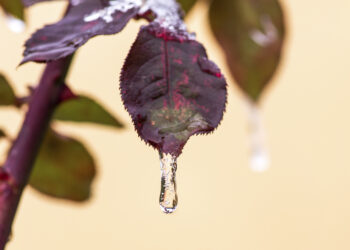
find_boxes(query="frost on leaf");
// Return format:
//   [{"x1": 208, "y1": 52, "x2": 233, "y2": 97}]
[
  {"x1": 138, "y1": 0, "x2": 194, "y2": 40},
  {"x1": 22, "y1": 0, "x2": 140, "y2": 64},
  {"x1": 121, "y1": 24, "x2": 227, "y2": 156}
]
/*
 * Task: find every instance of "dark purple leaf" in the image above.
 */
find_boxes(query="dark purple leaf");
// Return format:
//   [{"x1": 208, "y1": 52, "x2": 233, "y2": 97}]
[
  {"x1": 22, "y1": 0, "x2": 140, "y2": 64},
  {"x1": 209, "y1": 0, "x2": 285, "y2": 102},
  {"x1": 29, "y1": 128, "x2": 96, "y2": 202},
  {"x1": 121, "y1": 24, "x2": 227, "y2": 156}
]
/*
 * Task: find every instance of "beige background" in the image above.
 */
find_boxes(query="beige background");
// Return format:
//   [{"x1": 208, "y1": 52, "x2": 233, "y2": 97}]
[{"x1": 0, "y1": 0, "x2": 350, "y2": 249}]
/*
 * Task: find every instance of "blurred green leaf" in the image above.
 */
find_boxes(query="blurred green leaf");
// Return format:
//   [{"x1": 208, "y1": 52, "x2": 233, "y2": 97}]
[
  {"x1": 53, "y1": 95, "x2": 124, "y2": 128},
  {"x1": 0, "y1": 0, "x2": 24, "y2": 20},
  {"x1": 177, "y1": 0, "x2": 197, "y2": 14},
  {"x1": 0, "y1": 74, "x2": 17, "y2": 106},
  {"x1": 29, "y1": 128, "x2": 96, "y2": 202},
  {"x1": 209, "y1": 0, "x2": 285, "y2": 102}
]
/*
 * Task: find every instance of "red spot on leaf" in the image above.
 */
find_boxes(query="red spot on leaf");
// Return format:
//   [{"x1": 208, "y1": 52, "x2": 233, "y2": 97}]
[
  {"x1": 191, "y1": 54, "x2": 199, "y2": 63},
  {"x1": 198, "y1": 56, "x2": 223, "y2": 78},
  {"x1": 173, "y1": 92, "x2": 188, "y2": 110},
  {"x1": 163, "y1": 99, "x2": 168, "y2": 108},
  {"x1": 191, "y1": 100, "x2": 210, "y2": 113},
  {"x1": 177, "y1": 72, "x2": 189, "y2": 87},
  {"x1": 173, "y1": 59, "x2": 183, "y2": 65},
  {"x1": 82, "y1": 21, "x2": 97, "y2": 31}
]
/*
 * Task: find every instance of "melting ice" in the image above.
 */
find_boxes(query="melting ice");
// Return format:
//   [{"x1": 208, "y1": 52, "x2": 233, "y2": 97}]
[
  {"x1": 159, "y1": 151, "x2": 178, "y2": 214},
  {"x1": 245, "y1": 99, "x2": 270, "y2": 172}
]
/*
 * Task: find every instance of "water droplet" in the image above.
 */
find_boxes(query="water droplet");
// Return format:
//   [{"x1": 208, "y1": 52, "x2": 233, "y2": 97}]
[
  {"x1": 6, "y1": 15, "x2": 25, "y2": 33},
  {"x1": 244, "y1": 99, "x2": 270, "y2": 172},
  {"x1": 159, "y1": 151, "x2": 178, "y2": 214}
]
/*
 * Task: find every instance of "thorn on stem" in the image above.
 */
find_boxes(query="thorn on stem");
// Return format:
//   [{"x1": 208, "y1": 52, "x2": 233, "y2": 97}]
[{"x1": 58, "y1": 84, "x2": 78, "y2": 103}]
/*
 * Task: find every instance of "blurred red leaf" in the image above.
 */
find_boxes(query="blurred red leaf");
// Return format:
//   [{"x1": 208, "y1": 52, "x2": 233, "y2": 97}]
[{"x1": 209, "y1": 0, "x2": 285, "y2": 102}]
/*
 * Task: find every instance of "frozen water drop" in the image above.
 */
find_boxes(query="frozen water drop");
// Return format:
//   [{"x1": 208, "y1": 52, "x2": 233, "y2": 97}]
[
  {"x1": 6, "y1": 15, "x2": 25, "y2": 33},
  {"x1": 244, "y1": 99, "x2": 270, "y2": 172},
  {"x1": 250, "y1": 147, "x2": 269, "y2": 172},
  {"x1": 159, "y1": 151, "x2": 178, "y2": 214}
]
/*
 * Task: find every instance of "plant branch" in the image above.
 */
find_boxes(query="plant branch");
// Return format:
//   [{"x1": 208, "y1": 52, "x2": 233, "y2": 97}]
[{"x1": 0, "y1": 55, "x2": 74, "y2": 249}]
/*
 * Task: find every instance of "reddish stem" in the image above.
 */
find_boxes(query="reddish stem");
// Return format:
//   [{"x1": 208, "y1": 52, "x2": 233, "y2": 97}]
[{"x1": 0, "y1": 55, "x2": 73, "y2": 249}]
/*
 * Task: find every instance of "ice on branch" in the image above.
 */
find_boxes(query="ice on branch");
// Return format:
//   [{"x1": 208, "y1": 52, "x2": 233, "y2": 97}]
[
  {"x1": 139, "y1": 0, "x2": 195, "y2": 39},
  {"x1": 84, "y1": 0, "x2": 142, "y2": 23}
]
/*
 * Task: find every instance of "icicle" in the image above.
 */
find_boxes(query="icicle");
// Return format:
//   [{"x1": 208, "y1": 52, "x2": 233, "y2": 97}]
[
  {"x1": 244, "y1": 99, "x2": 270, "y2": 172},
  {"x1": 6, "y1": 15, "x2": 25, "y2": 33},
  {"x1": 159, "y1": 151, "x2": 178, "y2": 214}
]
